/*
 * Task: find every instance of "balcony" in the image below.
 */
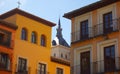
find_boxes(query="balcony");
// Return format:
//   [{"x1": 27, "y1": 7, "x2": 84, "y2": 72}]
[
  {"x1": 36, "y1": 70, "x2": 49, "y2": 74},
  {"x1": 15, "y1": 65, "x2": 30, "y2": 74},
  {"x1": 71, "y1": 57, "x2": 120, "y2": 74},
  {"x1": 0, "y1": 29, "x2": 12, "y2": 48},
  {"x1": 15, "y1": 71, "x2": 28, "y2": 74},
  {"x1": 71, "y1": 18, "x2": 120, "y2": 43}
]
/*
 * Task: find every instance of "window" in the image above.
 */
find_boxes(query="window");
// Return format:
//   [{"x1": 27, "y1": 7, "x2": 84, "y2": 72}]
[
  {"x1": 54, "y1": 53, "x2": 56, "y2": 57},
  {"x1": 18, "y1": 58, "x2": 27, "y2": 72},
  {"x1": 41, "y1": 35, "x2": 46, "y2": 46},
  {"x1": 21, "y1": 28, "x2": 27, "y2": 40},
  {"x1": 104, "y1": 45, "x2": 115, "y2": 72},
  {"x1": 80, "y1": 51, "x2": 90, "y2": 74},
  {"x1": 57, "y1": 68, "x2": 63, "y2": 74},
  {"x1": 80, "y1": 20, "x2": 89, "y2": 40},
  {"x1": 103, "y1": 12, "x2": 113, "y2": 34},
  {"x1": 65, "y1": 54, "x2": 67, "y2": 59},
  {"x1": 31, "y1": 32, "x2": 37, "y2": 43},
  {"x1": 61, "y1": 53, "x2": 63, "y2": 58},
  {"x1": 0, "y1": 33, "x2": 4, "y2": 43},
  {"x1": 0, "y1": 53, "x2": 10, "y2": 70},
  {"x1": 38, "y1": 63, "x2": 46, "y2": 74}
]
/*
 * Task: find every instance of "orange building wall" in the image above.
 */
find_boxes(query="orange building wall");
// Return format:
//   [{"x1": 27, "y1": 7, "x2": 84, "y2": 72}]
[{"x1": 2, "y1": 13, "x2": 70, "y2": 74}]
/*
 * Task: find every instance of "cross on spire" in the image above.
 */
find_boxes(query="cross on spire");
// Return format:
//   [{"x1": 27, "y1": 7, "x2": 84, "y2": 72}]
[{"x1": 17, "y1": 1, "x2": 21, "y2": 8}]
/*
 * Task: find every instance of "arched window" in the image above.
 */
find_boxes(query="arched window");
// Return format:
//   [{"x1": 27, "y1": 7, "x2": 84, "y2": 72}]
[
  {"x1": 41, "y1": 35, "x2": 46, "y2": 46},
  {"x1": 31, "y1": 32, "x2": 37, "y2": 43},
  {"x1": 21, "y1": 28, "x2": 27, "y2": 40}
]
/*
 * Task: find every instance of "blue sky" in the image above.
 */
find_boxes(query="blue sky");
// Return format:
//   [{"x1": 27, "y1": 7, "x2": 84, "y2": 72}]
[{"x1": 0, "y1": 0, "x2": 99, "y2": 45}]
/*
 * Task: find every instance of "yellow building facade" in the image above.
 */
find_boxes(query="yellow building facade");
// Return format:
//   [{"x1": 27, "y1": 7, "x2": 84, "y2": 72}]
[
  {"x1": 64, "y1": 0, "x2": 120, "y2": 74},
  {"x1": 0, "y1": 8, "x2": 70, "y2": 74}
]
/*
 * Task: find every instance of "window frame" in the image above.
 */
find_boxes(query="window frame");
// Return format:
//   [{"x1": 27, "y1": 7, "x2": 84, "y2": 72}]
[
  {"x1": 40, "y1": 35, "x2": 46, "y2": 47},
  {"x1": 104, "y1": 45, "x2": 115, "y2": 72},
  {"x1": 80, "y1": 20, "x2": 89, "y2": 40},
  {"x1": 103, "y1": 12, "x2": 113, "y2": 34},
  {"x1": 38, "y1": 63, "x2": 46, "y2": 74},
  {"x1": 21, "y1": 28, "x2": 27, "y2": 40},
  {"x1": 56, "y1": 67, "x2": 63, "y2": 74},
  {"x1": 31, "y1": 31, "x2": 37, "y2": 44},
  {"x1": 18, "y1": 57, "x2": 27, "y2": 72}
]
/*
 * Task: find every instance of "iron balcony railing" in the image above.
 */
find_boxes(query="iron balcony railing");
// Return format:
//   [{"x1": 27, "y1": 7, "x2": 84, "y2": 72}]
[
  {"x1": 71, "y1": 18, "x2": 120, "y2": 43},
  {"x1": 0, "y1": 29, "x2": 12, "y2": 48},
  {"x1": 15, "y1": 65, "x2": 30, "y2": 74},
  {"x1": 36, "y1": 70, "x2": 49, "y2": 74},
  {"x1": 0, "y1": 62, "x2": 11, "y2": 71},
  {"x1": 71, "y1": 57, "x2": 120, "y2": 74},
  {"x1": 15, "y1": 71, "x2": 28, "y2": 74}
]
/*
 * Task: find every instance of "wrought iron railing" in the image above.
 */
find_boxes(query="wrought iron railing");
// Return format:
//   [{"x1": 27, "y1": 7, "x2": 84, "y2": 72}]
[
  {"x1": 71, "y1": 57, "x2": 120, "y2": 74},
  {"x1": 71, "y1": 18, "x2": 120, "y2": 43},
  {"x1": 15, "y1": 64, "x2": 30, "y2": 74},
  {"x1": 0, "y1": 29, "x2": 12, "y2": 48}
]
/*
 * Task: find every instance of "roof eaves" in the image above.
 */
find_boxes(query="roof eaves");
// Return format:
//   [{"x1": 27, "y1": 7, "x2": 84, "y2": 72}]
[
  {"x1": 0, "y1": 8, "x2": 56, "y2": 27},
  {"x1": 63, "y1": 0, "x2": 119, "y2": 19}
]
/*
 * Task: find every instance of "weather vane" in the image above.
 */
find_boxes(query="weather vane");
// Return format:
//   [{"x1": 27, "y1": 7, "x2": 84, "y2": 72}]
[{"x1": 17, "y1": 1, "x2": 21, "y2": 8}]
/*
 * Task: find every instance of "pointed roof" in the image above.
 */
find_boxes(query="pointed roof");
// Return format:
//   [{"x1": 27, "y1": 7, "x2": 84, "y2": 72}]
[
  {"x1": 52, "y1": 18, "x2": 70, "y2": 47},
  {"x1": 0, "y1": 8, "x2": 56, "y2": 27}
]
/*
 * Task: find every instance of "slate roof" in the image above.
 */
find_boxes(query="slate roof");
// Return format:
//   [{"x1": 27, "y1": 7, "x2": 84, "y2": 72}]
[{"x1": 52, "y1": 18, "x2": 70, "y2": 47}]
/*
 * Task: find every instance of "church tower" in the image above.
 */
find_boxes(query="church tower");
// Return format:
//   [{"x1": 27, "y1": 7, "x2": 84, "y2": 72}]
[{"x1": 51, "y1": 18, "x2": 70, "y2": 66}]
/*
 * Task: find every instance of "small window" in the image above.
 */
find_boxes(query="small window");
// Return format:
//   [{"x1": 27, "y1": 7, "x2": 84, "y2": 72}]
[
  {"x1": 41, "y1": 35, "x2": 46, "y2": 46},
  {"x1": 54, "y1": 53, "x2": 56, "y2": 57},
  {"x1": 18, "y1": 57, "x2": 27, "y2": 72},
  {"x1": 61, "y1": 53, "x2": 63, "y2": 58},
  {"x1": 65, "y1": 54, "x2": 67, "y2": 59},
  {"x1": 31, "y1": 32, "x2": 37, "y2": 43},
  {"x1": 57, "y1": 68, "x2": 63, "y2": 74},
  {"x1": 21, "y1": 28, "x2": 27, "y2": 40}
]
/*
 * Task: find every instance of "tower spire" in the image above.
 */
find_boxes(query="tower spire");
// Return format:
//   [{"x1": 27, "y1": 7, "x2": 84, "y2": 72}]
[{"x1": 56, "y1": 17, "x2": 62, "y2": 37}]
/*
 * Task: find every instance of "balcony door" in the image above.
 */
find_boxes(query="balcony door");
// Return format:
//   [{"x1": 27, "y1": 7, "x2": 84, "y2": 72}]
[
  {"x1": 80, "y1": 20, "x2": 89, "y2": 40},
  {"x1": 103, "y1": 12, "x2": 113, "y2": 34},
  {"x1": 104, "y1": 45, "x2": 115, "y2": 72},
  {"x1": 80, "y1": 51, "x2": 90, "y2": 74}
]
